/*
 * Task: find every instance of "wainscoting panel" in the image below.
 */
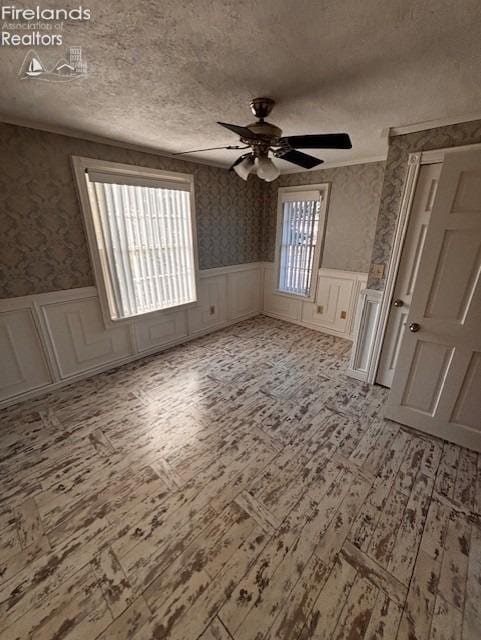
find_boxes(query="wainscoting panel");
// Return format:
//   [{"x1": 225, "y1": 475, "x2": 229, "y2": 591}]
[
  {"x1": 133, "y1": 309, "x2": 188, "y2": 353},
  {"x1": 347, "y1": 288, "x2": 383, "y2": 382},
  {"x1": 0, "y1": 307, "x2": 52, "y2": 401},
  {"x1": 263, "y1": 264, "x2": 367, "y2": 340},
  {"x1": 301, "y1": 271, "x2": 359, "y2": 335},
  {"x1": 41, "y1": 296, "x2": 134, "y2": 378},
  {"x1": 188, "y1": 274, "x2": 228, "y2": 335},
  {"x1": 228, "y1": 268, "x2": 262, "y2": 320},
  {"x1": 0, "y1": 263, "x2": 264, "y2": 408},
  {"x1": 263, "y1": 268, "x2": 302, "y2": 321}
]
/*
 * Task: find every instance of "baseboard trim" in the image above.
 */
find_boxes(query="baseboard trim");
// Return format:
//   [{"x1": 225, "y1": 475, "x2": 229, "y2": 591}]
[
  {"x1": 262, "y1": 311, "x2": 353, "y2": 341},
  {"x1": 345, "y1": 367, "x2": 369, "y2": 382}
]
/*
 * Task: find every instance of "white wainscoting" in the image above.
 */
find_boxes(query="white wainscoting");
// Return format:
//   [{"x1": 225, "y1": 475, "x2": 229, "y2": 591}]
[
  {"x1": 263, "y1": 264, "x2": 367, "y2": 340},
  {"x1": 188, "y1": 274, "x2": 228, "y2": 335},
  {"x1": 133, "y1": 308, "x2": 188, "y2": 354},
  {"x1": 346, "y1": 289, "x2": 383, "y2": 382},
  {"x1": 0, "y1": 262, "x2": 263, "y2": 408},
  {"x1": 41, "y1": 294, "x2": 133, "y2": 378},
  {"x1": 0, "y1": 306, "x2": 52, "y2": 397},
  {"x1": 228, "y1": 267, "x2": 262, "y2": 320}
]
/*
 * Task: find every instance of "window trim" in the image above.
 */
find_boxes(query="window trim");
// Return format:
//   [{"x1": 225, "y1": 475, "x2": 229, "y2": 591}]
[
  {"x1": 273, "y1": 183, "x2": 330, "y2": 302},
  {"x1": 71, "y1": 156, "x2": 200, "y2": 327}
]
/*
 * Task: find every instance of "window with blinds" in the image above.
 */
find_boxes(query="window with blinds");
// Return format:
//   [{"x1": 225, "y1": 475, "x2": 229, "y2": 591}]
[
  {"x1": 78, "y1": 160, "x2": 198, "y2": 321},
  {"x1": 277, "y1": 189, "x2": 324, "y2": 298}
]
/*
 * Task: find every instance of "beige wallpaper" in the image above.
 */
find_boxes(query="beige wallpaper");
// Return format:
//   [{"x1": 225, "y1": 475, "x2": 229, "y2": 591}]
[
  {"x1": 368, "y1": 119, "x2": 481, "y2": 289},
  {"x1": 261, "y1": 161, "x2": 385, "y2": 273},
  {"x1": 0, "y1": 122, "x2": 265, "y2": 299}
]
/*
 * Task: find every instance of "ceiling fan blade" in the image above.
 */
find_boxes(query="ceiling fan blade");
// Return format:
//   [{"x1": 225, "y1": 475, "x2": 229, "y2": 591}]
[
  {"x1": 173, "y1": 144, "x2": 245, "y2": 155},
  {"x1": 280, "y1": 133, "x2": 352, "y2": 149},
  {"x1": 277, "y1": 149, "x2": 324, "y2": 169},
  {"x1": 228, "y1": 153, "x2": 252, "y2": 171},
  {"x1": 217, "y1": 122, "x2": 259, "y2": 140}
]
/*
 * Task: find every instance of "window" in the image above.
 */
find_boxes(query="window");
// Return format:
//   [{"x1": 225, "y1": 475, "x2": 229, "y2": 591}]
[
  {"x1": 73, "y1": 158, "x2": 198, "y2": 322},
  {"x1": 275, "y1": 186, "x2": 328, "y2": 299}
]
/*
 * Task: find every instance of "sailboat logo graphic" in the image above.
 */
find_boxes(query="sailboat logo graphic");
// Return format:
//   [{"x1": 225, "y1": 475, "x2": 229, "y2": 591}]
[
  {"x1": 19, "y1": 48, "x2": 87, "y2": 82},
  {"x1": 25, "y1": 55, "x2": 44, "y2": 77}
]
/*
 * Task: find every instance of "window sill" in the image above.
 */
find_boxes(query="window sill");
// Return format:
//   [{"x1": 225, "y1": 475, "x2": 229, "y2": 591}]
[
  {"x1": 273, "y1": 289, "x2": 316, "y2": 303},
  {"x1": 104, "y1": 298, "x2": 199, "y2": 327}
]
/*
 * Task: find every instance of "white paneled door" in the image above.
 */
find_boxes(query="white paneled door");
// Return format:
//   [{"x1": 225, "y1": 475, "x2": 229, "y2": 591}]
[
  {"x1": 385, "y1": 149, "x2": 481, "y2": 451},
  {"x1": 377, "y1": 162, "x2": 442, "y2": 387}
]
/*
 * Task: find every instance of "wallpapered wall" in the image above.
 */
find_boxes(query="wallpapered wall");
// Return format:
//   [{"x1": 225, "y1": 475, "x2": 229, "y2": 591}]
[
  {"x1": 5, "y1": 118, "x2": 481, "y2": 300},
  {"x1": 0, "y1": 121, "x2": 386, "y2": 299},
  {"x1": 0, "y1": 122, "x2": 265, "y2": 298},
  {"x1": 260, "y1": 161, "x2": 385, "y2": 273},
  {"x1": 368, "y1": 118, "x2": 481, "y2": 290}
]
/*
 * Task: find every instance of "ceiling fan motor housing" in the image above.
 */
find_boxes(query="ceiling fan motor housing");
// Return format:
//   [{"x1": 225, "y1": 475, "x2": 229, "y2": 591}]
[{"x1": 250, "y1": 97, "x2": 275, "y2": 119}]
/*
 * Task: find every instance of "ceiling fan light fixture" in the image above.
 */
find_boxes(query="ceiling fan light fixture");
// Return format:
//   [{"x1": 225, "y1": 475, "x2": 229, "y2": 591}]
[
  {"x1": 256, "y1": 156, "x2": 280, "y2": 182},
  {"x1": 233, "y1": 155, "x2": 255, "y2": 180}
]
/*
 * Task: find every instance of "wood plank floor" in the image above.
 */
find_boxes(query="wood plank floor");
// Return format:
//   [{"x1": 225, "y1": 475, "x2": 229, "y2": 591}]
[{"x1": 0, "y1": 316, "x2": 479, "y2": 640}]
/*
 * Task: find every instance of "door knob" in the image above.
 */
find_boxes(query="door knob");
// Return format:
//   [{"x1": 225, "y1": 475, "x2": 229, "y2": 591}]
[
  {"x1": 409, "y1": 322, "x2": 421, "y2": 332},
  {"x1": 393, "y1": 299, "x2": 404, "y2": 307}
]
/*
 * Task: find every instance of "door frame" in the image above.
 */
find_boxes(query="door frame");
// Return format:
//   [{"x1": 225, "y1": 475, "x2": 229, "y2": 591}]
[{"x1": 369, "y1": 141, "x2": 481, "y2": 384}]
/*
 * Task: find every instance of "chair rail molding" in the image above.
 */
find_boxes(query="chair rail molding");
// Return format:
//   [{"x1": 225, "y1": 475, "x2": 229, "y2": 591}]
[
  {"x1": 347, "y1": 288, "x2": 383, "y2": 382},
  {"x1": 0, "y1": 262, "x2": 263, "y2": 409}
]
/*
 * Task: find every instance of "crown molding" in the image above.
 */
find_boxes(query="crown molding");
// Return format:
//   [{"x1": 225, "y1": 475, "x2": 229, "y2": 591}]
[
  {"x1": 0, "y1": 114, "x2": 227, "y2": 170},
  {"x1": 388, "y1": 111, "x2": 481, "y2": 137}
]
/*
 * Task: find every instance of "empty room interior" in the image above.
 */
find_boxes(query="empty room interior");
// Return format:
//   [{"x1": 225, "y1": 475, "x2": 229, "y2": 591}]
[{"x1": 1, "y1": 2, "x2": 481, "y2": 639}]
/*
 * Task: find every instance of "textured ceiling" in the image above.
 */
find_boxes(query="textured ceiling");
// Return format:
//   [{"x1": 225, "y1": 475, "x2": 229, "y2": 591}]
[{"x1": 1, "y1": 0, "x2": 481, "y2": 171}]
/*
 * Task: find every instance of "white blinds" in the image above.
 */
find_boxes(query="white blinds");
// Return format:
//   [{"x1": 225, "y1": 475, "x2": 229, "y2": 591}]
[
  {"x1": 278, "y1": 192, "x2": 321, "y2": 297},
  {"x1": 88, "y1": 175, "x2": 196, "y2": 320}
]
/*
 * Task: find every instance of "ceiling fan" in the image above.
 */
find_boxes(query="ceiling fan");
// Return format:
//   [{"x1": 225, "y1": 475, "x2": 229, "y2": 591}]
[{"x1": 175, "y1": 97, "x2": 352, "y2": 182}]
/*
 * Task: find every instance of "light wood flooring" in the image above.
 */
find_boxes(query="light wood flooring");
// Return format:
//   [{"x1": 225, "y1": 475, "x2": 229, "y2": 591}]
[{"x1": 0, "y1": 316, "x2": 480, "y2": 640}]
